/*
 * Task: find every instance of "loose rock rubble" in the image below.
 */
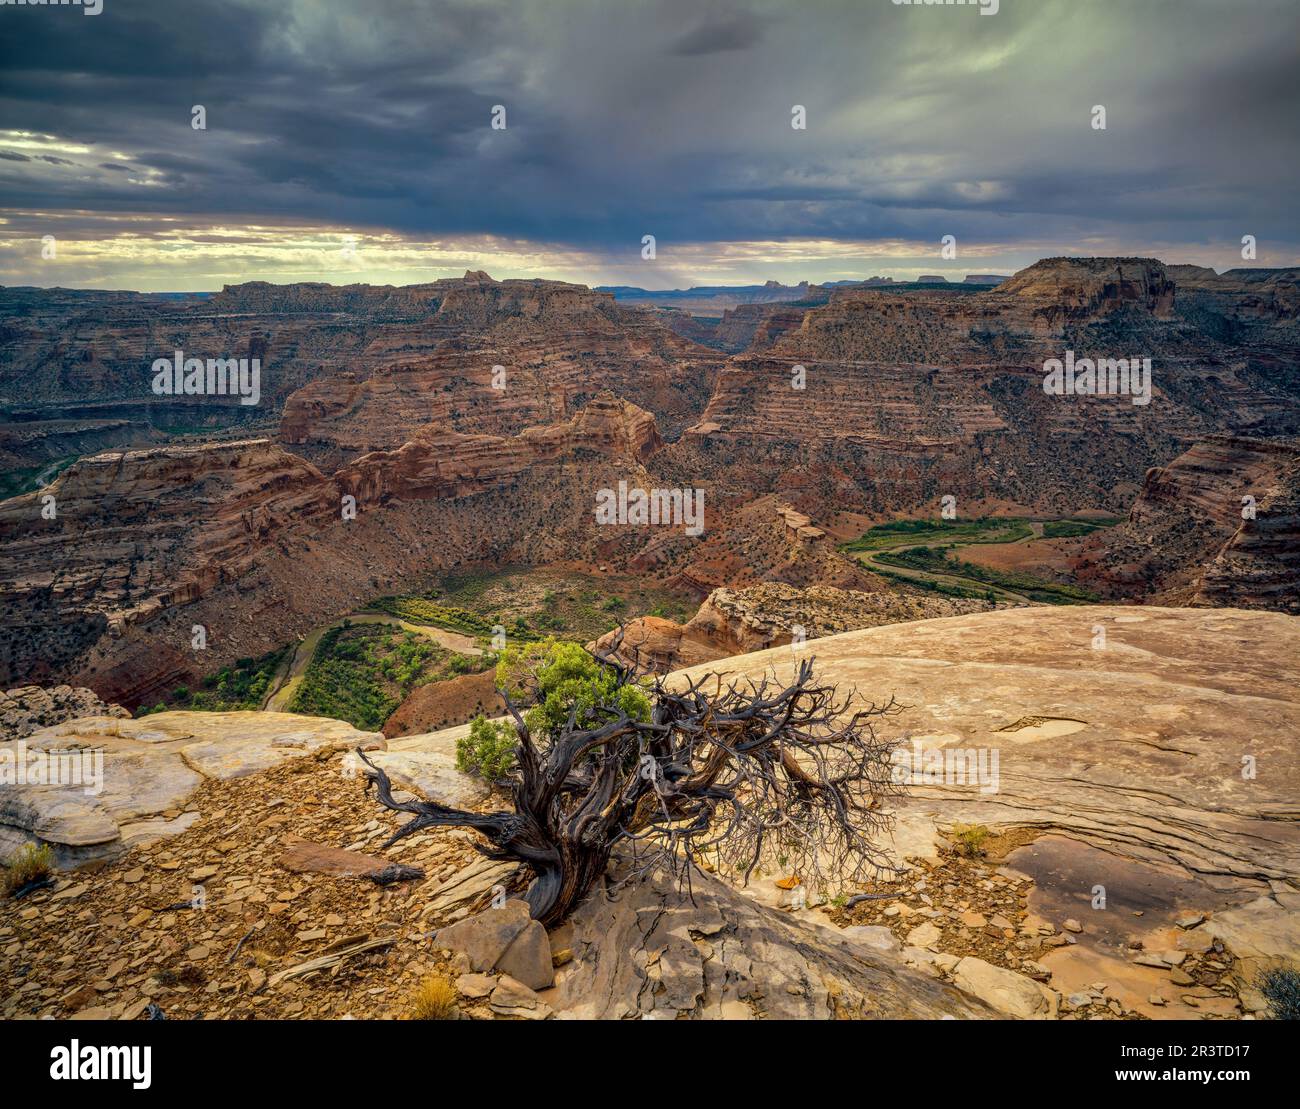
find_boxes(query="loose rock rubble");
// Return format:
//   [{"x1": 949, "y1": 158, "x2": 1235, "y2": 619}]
[
  {"x1": 822, "y1": 850, "x2": 1262, "y2": 1020},
  {"x1": 0, "y1": 752, "x2": 517, "y2": 1020},
  {"x1": 1, "y1": 686, "x2": 129, "y2": 742}
]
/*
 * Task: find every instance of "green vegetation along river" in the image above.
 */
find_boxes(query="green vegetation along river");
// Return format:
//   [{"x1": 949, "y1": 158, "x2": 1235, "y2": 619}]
[{"x1": 842, "y1": 516, "x2": 1118, "y2": 605}]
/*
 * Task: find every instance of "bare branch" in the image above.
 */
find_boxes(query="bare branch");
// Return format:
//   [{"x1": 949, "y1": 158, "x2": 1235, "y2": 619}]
[{"x1": 361, "y1": 635, "x2": 905, "y2": 926}]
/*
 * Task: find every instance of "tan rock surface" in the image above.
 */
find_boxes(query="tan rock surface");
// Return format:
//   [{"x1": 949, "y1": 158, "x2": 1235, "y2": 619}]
[
  {"x1": 361, "y1": 748, "x2": 490, "y2": 810},
  {"x1": 672, "y1": 605, "x2": 1300, "y2": 884},
  {"x1": 549, "y1": 858, "x2": 992, "y2": 1019},
  {"x1": 951, "y1": 956, "x2": 1059, "y2": 1019},
  {"x1": 0, "y1": 711, "x2": 384, "y2": 865}
]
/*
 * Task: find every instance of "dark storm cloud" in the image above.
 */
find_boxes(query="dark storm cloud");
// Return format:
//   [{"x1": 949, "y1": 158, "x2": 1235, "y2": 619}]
[
  {"x1": 668, "y1": 9, "x2": 768, "y2": 55},
  {"x1": 0, "y1": 0, "x2": 1297, "y2": 266}
]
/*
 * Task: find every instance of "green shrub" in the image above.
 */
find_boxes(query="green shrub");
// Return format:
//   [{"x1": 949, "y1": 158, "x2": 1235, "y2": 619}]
[
  {"x1": 497, "y1": 638, "x2": 651, "y2": 737},
  {"x1": 457, "y1": 715, "x2": 518, "y2": 781},
  {"x1": 3, "y1": 842, "x2": 55, "y2": 895},
  {"x1": 1259, "y1": 965, "x2": 1300, "y2": 1020},
  {"x1": 456, "y1": 640, "x2": 653, "y2": 781},
  {"x1": 950, "y1": 823, "x2": 989, "y2": 858},
  {"x1": 447, "y1": 654, "x2": 472, "y2": 676}
]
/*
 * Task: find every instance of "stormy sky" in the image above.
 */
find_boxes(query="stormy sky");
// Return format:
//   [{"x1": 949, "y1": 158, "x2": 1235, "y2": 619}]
[{"x1": 1, "y1": 0, "x2": 1297, "y2": 290}]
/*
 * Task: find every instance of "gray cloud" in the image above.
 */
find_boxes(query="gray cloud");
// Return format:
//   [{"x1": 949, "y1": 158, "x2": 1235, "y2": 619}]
[
  {"x1": 0, "y1": 0, "x2": 1296, "y2": 286},
  {"x1": 668, "y1": 8, "x2": 768, "y2": 55}
]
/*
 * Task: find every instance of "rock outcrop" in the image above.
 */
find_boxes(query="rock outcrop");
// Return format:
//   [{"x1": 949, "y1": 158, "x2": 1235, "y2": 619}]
[
  {"x1": 668, "y1": 301, "x2": 815, "y2": 354},
  {"x1": 364, "y1": 726, "x2": 490, "y2": 811},
  {"x1": 0, "y1": 710, "x2": 385, "y2": 866},
  {"x1": 334, "y1": 393, "x2": 662, "y2": 503},
  {"x1": 0, "y1": 439, "x2": 338, "y2": 694},
  {"x1": 277, "y1": 274, "x2": 724, "y2": 459},
  {"x1": 1077, "y1": 435, "x2": 1300, "y2": 611},
  {"x1": 434, "y1": 899, "x2": 554, "y2": 991},
  {"x1": 673, "y1": 605, "x2": 1300, "y2": 885},
  {"x1": 679, "y1": 257, "x2": 1300, "y2": 518},
  {"x1": 593, "y1": 582, "x2": 997, "y2": 672},
  {"x1": 995, "y1": 256, "x2": 1175, "y2": 322},
  {"x1": 548, "y1": 858, "x2": 992, "y2": 1019},
  {"x1": 1, "y1": 685, "x2": 128, "y2": 741},
  {"x1": 1168, "y1": 265, "x2": 1300, "y2": 328},
  {"x1": 950, "y1": 956, "x2": 1058, "y2": 1019}
]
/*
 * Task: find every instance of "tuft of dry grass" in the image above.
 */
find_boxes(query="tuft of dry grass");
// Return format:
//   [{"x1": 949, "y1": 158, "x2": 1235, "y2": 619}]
[
  {"x1": 407, "y1": 974, "x2": 459, "y2": 1020},
  {"x1": 949, "y1": 823, "x2": 990, "y2": 859},
  {"x1": 3, "y1": 843, "x2": 55, "y2": 895}
]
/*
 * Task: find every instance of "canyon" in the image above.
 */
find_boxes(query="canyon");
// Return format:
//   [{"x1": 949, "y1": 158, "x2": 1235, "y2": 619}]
[
  {"x1": 1077, "y1": 435, "x2": 1300, "y2": 611},
  {"x1": 2, "y1": 256, "x2": 1298, "y2": 704}
]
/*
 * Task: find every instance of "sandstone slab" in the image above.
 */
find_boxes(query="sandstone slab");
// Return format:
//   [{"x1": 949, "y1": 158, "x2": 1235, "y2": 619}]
[
  {"x1": 2, "y1": 710, "x2": 386, "y2": 866},
  {"x1": 489, "y1": 975, "x2": 551, "y2": 1019},
  {"x1": 1207, "y1": 895, "x2": 1300, "y2": 977},
  {"x1": 840, "y1": 925, "x2": 901, "y2": 954},
  {"x1": 361, "y1": 749, "x2": 488, "y2": 810},
  {"x1": 549, "y1": 857, "x2": 992, "y2": 1019},
  {"x1": 952, "y1": 956, "x2": 1059, "y2": 1019},
  {"x1": 434, "y1": 900, "x2": 531, "y2": 974},
  {"x1": 418, "y1": 854, "x2": 518, "y2": 926},
  {"x1": 672, "y1": 607, "x2": 1300, "y2": 884},
  {"x1": 277, "y1": 836, "x2": 397, "y2": 879}
]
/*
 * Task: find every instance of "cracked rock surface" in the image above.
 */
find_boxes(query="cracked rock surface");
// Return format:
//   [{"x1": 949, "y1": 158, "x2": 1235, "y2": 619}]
[{"x1": 549, "y1": 859, "x2": 993, "y2": 1019}]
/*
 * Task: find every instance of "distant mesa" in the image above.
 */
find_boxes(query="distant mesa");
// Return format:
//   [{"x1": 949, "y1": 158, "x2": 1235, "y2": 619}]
[
  {"x1": 915, "y1": 274, "x2": 948, "y2": 283},
  {"x1": 597, "y1": 280, "x2": 813, "y2": 315},
  {"x1": 997, "y1": 255, "x2": 1176, "y2": 317},
  {"x1": 822, "y1": 277, "x2": 896, "y2": 287}
]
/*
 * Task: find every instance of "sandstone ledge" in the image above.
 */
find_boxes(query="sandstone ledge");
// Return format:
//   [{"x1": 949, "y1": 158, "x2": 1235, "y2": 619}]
[
  {"x1": 671, "y1": 605, "x2": 1300, "y2": 886},
  {"x1": 0, "y1": 711, "x2": 385, "y2": 866}
]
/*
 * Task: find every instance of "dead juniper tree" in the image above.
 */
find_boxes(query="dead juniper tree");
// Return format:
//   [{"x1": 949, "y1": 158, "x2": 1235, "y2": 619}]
[{"x1": 356, "y1": 634, "x2": 903, "y2": 927}]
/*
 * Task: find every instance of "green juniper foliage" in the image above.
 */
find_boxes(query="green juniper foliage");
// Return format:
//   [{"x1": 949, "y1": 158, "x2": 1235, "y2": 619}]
[{"x1": 456, "y1": 638, "x2": 652, "y2": 780}]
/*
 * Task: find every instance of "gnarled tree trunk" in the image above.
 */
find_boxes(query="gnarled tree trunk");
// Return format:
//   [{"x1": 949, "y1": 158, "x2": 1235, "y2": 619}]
[{"x1": 359, "y1": 647, "x2": 901, "y2": 927}]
